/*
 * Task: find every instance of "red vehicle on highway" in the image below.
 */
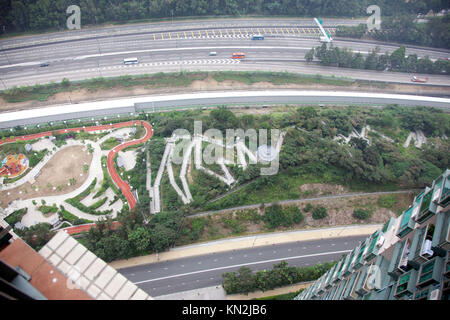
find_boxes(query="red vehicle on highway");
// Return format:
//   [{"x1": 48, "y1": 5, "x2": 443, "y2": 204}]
[
  {"x1": 411, "y1": 76, "x2": 428, "y2": 83},
  {"x1": 232, "y1": 52, "x2": 245, "y2": 59}
]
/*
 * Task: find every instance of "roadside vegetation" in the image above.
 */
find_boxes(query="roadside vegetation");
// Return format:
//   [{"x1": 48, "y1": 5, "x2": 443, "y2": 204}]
[
  {"x1": 0, "y1": 71, "x2": 359, "y2": 104},
  {"x1": 306, "y1": 43, "x2": 450, "y2": 75},
  {"x1": 336, "y1": 14, "x2": 449, "y2": 49},
  {"x1": 222, "y1": 261, "x2": 335, "y2": 295}
]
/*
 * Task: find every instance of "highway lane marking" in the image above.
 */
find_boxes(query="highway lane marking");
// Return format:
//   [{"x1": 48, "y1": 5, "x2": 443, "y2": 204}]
[{"x1": 133, "y1": 249, "x2": 351, "y2": 285}]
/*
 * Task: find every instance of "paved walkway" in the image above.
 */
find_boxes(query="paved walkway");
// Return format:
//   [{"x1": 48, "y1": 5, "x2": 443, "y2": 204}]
[
  {"x1": 226, "y1": 281, "x2": 314, "y2": 300},
  {"x1": 109, "y1": 224, "x2": 382, "y2": 270},
  {"x1": 107, "y1": 121, "x2": 153, "y2": 210},
  {"x1": 154, "y1": 281, "x2": 314, "y2": 300},
  {"x1": 191, "y1": 189, "x2": 418, "y2": 218}
]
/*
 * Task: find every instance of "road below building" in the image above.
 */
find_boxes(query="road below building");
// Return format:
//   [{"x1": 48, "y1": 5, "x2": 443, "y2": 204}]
[{"x1": 118, "y1": 235, "x2": 366, "y2": 297}]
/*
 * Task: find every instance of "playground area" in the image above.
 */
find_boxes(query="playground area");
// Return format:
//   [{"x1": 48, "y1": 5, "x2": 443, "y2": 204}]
[
  {"x1": 0, "y1": 154, "x2": 29, "y2": 178},
  {"x1": 0, "y1": 120, "x2": 152, "y2": 228},
  {"x1": 0, "y1": 145, "x2": 92, "y2": 207}
]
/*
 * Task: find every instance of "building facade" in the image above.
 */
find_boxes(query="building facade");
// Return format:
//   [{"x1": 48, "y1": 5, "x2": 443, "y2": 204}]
[{"x1": 295, "y1": 169, "x2": 449, "y2": 300}]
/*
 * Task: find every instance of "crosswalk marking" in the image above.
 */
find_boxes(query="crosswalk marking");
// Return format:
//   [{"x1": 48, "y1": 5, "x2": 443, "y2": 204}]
[{"x1": 144, "y1": 27, "x2": 334, "y2": 41}]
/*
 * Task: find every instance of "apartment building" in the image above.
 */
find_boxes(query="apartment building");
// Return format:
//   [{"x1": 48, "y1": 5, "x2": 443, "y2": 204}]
[{"x1": 295, "y1": 169, "x2": 449, "y2": 300}]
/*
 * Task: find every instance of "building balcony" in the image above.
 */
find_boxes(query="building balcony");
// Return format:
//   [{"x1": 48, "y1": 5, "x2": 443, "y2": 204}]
[
  {"x1": 416, "y1": 256, "x2": 444, "y2": 288},
  {"x1": 388, "y1": 239, "x2": 411, "y2": 279},
  {"x1": 394, "y1": 269, "x2": 418, "y2": 299},
  {"x1": 343, "y1": 247, "x2": 360, "y2": 277},
  {"x1": 437, "y1": 170, "x2": 449, "y2": 208},
  {"x1": 328, "y1": 284, "x2": 339, "y2": 300},
  {"x1": 416, "y1": 187, "x2": 438, "y2": 225},
  {"x1": 408, "y1": 223, "x2": 436, "y2": 269},
  {"x1": 431, "y1": 211, "x2": 450, "y2": 255},
  {"x1": 338, "y1": 253, "x2": 352, "y2": 281},
  {"x1": 353, "y1": 239, "x2": 369, "y2": 270},
  {"x1": 343, "y1": 270, "x2": 360, "y2": 300},
  {"x1": 413, "y1": 283, "x2": 441, "y2": 300},
  {"x1": 365, "y1": 230, "x2": 384, "y2": 262},
  {"x1": 324, "y1": 264, "x2": 337, "y2": 289},
  {"x1": 335, "y1": 278, "x2": 349, "y2": 300},
  {"x1": 396, "y1": 205, "x2": 419, "y2": 239},
  {"x1": 331, "y1": 259, "x2": 344, "y2": 284},
  {"x1": 316, "y1": 272, "x2": 328, "y2": 295}
]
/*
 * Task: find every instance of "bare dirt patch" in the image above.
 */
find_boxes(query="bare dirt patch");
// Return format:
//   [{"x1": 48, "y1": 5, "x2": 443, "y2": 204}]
[{"x1": 0, "y1": 145, "x2": 93, "y2": 207}]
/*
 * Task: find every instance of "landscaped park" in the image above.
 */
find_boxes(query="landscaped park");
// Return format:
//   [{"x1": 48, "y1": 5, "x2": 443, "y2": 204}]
[{"x1": 0, "y1": 103, "x2": 448, "y2": 262}]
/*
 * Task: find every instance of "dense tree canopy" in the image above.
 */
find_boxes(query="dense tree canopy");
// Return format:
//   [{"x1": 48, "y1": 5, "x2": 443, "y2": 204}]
[
  {"x1": 308, "y1": 43, "x2": 450, "y2": 75},
  {"x1": 0, "y1": 0, "x2": 447, "y2": 33},
  {"x1": 336, "y1": 14, "x2": 450, "y2": 49}
]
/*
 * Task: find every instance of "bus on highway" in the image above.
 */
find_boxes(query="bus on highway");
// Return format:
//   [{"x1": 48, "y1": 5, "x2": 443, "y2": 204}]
[
  {"x1": 251, "y1": 34, "x2": 264, "y2": 40},
  {"x1": 232, "y1": 52, "x2": 245, "y2": 59},
  {"x1": 123, "y1": 57, "x2": 139, "y2": 64}
]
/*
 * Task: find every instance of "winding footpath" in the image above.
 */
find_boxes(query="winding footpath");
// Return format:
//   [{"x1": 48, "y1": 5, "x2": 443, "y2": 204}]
[{"x1": 107, "y1": 120, "x2": 153, "y2": 210}]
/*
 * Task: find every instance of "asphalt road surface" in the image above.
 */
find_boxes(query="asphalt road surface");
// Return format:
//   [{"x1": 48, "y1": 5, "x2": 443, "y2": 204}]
[
  {"x1": 118, "y1": 235, "x2": 366, "y2": 297},
  {"x1": 1, "y1": 19, "x2": 449, "y2": 89}
]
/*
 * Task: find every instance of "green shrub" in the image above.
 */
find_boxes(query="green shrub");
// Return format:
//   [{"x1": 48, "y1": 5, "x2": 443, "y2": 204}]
[
  {"x1": 38, "y1": 204, "x2": 58, "y2": 215},
  {"x1": 222, "y1": 261, "x2": 335, "y2": 295},
  {"x1": 5, "y1": 208, "x2": 28, "y2": 226},
  {"x1": 353, "y1": 208, "x2": 372, "y2": 220},
  {"x1": 378, "y1": 194, "x2": 397, "y2": 208},
  {"x1": 304, "y1": 203, "x2": 313, "y2": 212},
  {"x1": 312, "y1": 206, "x2": 327, "y2": 220},
  {"x1": 263, "y1": 204, "x2": 284, "y2": 229}
]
